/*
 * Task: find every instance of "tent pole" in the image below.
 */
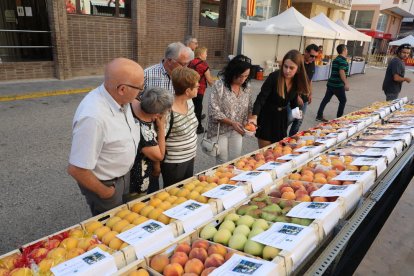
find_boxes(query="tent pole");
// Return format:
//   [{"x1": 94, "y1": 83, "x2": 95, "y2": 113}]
[
  {"x1": 349, "y1": 40, "x2": 357, "y2": 76},
  {"x1": 275, "y1": 35, "x2": 280, "y2": 66},
  {"x1": 365, "y1": 41, "x2": 371, "y2": 72},
  {"x1": 299, "y1": 36, "x2": 303, "y2": 51},
  {"x1": 329, "y1": 39, "x2": 337, "y2": 77}
]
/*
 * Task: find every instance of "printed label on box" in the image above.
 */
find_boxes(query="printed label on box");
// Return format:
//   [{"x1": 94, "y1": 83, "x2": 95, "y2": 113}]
[
  {"x1": 332, "y1": 171, "x2": 373, "y2": 181},
  {"x1": 202, "y1": 184, "x2": 246, "y2": 209},
  {"x1": 231, "y1": 171, "x2": 272, "y2": 192},
  {"x1": 251, "y1": 222, "x2": 312, "y2": 252},
  {"x1": 51, "y1": 248, "x2": 117, "y2": 276},
  {"x1": 311, "y1": 184, "x2": 358, "y2": 197},
  {"x1": 351, "y1": 157, "x2": 387, "y2": 176},
  {"x1": 209, "y1": 254, "x2": 277, "y2": 276},
  {"x1": 117, "y1": 219, "x2": 175, "y2": 260},
  {"x1": 163, "y1": 200, "x2": 213, "y2": 233},
  {"x1": 286, "y1": 202, "x2": 339, "y2": 220}
]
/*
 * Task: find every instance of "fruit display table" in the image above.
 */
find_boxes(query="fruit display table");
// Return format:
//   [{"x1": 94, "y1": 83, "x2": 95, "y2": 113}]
[
  {"x1": 349, "y1": 60, "x2": 366, "y2": 75},
  {"x1": 312, "y1": 64, "x2": 330, "y2": 81},
  {"x1": 1, "y1": 98, "x2": 413, "y2": 276}
]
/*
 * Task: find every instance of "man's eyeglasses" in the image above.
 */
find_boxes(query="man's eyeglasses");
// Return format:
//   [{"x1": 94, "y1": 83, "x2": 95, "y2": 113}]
[
  {"x1": 309, "y1": 54, "x2": 317, "y2": 58},
  {"x1": 117, "y1": 84, "x2": 144, "y2": 92},
  {"x1": 171, "y1": 59, "x2": 189, "y2": 67}
]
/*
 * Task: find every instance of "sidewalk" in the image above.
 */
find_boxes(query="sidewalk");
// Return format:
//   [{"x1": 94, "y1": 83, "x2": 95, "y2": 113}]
[{"x1": 0, "y1": 76, "x2": 103, "y2": 101}]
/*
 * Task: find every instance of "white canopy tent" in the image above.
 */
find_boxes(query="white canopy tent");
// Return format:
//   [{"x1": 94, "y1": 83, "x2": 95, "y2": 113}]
[
  {"x1": 242, "y1": 7, "x2": 336, "y2": 68},
  {"x1": 389, "y1": 35, "x2": 414, "y2": 46},
  {"x1": 336, "y1": 19, "x2": 372, "y2": 42},
  {"x1": 311, "y1": 13, "x2": 356, "y2": 41}
]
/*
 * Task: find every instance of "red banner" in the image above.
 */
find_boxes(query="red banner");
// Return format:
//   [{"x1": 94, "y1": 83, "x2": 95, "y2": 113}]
[{"x1": 247, "y1": 0, "x2": 256, "y2": 17}]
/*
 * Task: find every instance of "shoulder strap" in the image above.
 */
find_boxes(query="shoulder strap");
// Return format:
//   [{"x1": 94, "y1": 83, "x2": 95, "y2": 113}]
[{"x1": 165, "y1": 110, "x2": 174, "y2": 139}]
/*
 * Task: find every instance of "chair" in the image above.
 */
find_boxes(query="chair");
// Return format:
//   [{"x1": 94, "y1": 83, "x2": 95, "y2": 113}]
[{"x1": 264, "y1": 60, "x2": 279, "y2": 76}]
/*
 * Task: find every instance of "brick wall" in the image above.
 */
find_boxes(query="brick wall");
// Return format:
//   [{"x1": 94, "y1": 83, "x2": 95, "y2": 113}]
[
  {"x1": 198, "y1": 27, "x2": 226, "y2": 68},
  {"x1": 67, "y1": 15, "x2": 133, "y2": 77},
  {"x1": 0, "y1": 62, "x2": 54, "y2": 81}
]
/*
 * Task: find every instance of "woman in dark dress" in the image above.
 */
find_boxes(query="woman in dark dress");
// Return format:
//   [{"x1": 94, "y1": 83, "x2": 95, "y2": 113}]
[
  {"x1": 250, "y1": 50, "x2": 310, "y2": 148},
  {"x1": 129, "y1": 87, "x2": 173, "y2": 196}
]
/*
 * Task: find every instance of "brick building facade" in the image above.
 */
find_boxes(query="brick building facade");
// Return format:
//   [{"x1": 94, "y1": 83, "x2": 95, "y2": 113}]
[{"x1": 0, "y1": 0, "x2": 238, "y2": 81}]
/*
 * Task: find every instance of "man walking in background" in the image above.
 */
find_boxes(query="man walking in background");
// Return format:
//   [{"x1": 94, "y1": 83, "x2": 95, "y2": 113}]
[
  {"x1": 382, "y1": 43, "x2": 412, "y2": 101},
  {"x1": 184, "y1": 35, "x2": 198, "y2": 51},
  {"x1": 316, "y1": 44, "x2": 349, "y2": 122}
]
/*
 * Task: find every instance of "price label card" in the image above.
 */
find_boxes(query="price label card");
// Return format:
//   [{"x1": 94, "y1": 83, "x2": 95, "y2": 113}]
[
  {"x1": 372, "y1": 140, "x2": 402, "y2": 150},
  {"x1": 209, "y1": 254, "x2": 278, "y2": 276},
  {"x1": 251, "y1": 222, "x2": 312, "y2": 252},
  {"x1": 361, "y1": 147, "x2": 396, "y2": 162},
  {"x1": 256, "y1": 161, "x2": 292, "y2": 178},
  {"x1": 117, "y1": 220, "x2": 175, "y2": 260},
  {"x1": 51, "y1": 248, "x2": 117, "y2": 276},
  {"x1": 315, "y1": 137, "x2": 336, "y2": 147},
  {"x1": 277, "y1": 154, "x2": 301, "y2": 161},
  {"x1": 163, "y1": 200, "x2": 213, "y2": 233},
  {"x1": 381, "y1": 133, "x2": 411, "y2": 145},
  {"x1": 202, "y1": 184, "x2": 247, "y2": 210},
  {"x1": 286, "y1": 202, "x2": 339, "y2": 220},
  {"x1": 390, "y1": 105, "x2": 396, "y2": 112},
  {"x1": 351, "y1": 157, "x2": 387, "y2": 176},
  {"x1": 231, "y1": 171, "x2": 273, "y2": 192},
  {"x1": 375, "y1": 110, "x2": 387, "y2": 118},
  {"x1": 311, "y1": 184, "x2": 358, "y2": 197},
  {"x1": 332, "y1": 171, "x2": 373, "y2": 181},
  {"x1": 391, "y1": 129, "x2": 414, "y2": 137}
]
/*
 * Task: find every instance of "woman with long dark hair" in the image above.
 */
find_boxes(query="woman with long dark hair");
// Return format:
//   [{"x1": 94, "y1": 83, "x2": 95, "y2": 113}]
[
  {"x1": 207, "y1": 55, "x2": 254, "y2": 163},
  {"x1": 250, "y1": 50, "x2": 310, "y2": 148}
]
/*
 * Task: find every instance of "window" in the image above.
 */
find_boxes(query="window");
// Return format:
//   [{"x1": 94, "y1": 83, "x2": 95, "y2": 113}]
[
  {"x1": 240, "y1": 0, "x2": 280, "y2": 21},
  {"x1": 349, "y1": 10, "x2": 374, "y2": 29},
  {"x1": 376, "y1": 13, "x2": 388, "y2": 32},
  {"x1": 0, "y1": 0, "x2": 52, "y2": 62},
  {"x1": 66, "y1": 0, "x2": 131, "y2": 17},
  {"x1": 200, "y1": 0, "x2": 227, "y2": 28}
]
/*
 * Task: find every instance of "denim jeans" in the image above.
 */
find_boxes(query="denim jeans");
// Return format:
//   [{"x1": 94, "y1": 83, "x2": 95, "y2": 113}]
[
  {"x1": 216, "y1": 130, "x2": 243, "y2": 164},
  {"x1": 288, "y1": 101, "x2": 308, "y2": 136},
  {"x1": 317, "y1": 86, "x2": 347, "y2": 118}
]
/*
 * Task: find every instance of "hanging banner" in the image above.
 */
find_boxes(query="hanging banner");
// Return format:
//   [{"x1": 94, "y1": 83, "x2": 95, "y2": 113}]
[{"x1": 247, "y1": 0, "x2": 256, "y2": 17}]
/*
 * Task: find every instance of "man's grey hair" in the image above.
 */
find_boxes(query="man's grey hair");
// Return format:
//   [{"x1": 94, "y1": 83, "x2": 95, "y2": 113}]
[
  {"x1": 165, "y1": 42, "x2": 194, "y2": 60},
  {"x1": 184, "y1": 35, "x2": 196, "y2": 46},
  {"x1": 140, "y1": 87, "x2": 173, "y2": 114}
]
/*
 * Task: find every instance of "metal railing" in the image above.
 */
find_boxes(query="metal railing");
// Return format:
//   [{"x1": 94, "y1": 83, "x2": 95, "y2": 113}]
[
  {"x1": 0, "y1": 29, "x2": 52, "y2": 49},
  {"x1": 366, "y1": 54, "x2": 394, "y2": 68}
]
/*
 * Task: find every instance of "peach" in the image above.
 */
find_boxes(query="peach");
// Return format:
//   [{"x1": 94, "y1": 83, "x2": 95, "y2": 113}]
[
  {"x1": 314, "y1": 177, "x2": 327, "y2": 184},
  {"x1": 59, "y1": 237, "x2": 78, "y2": 250},
  {"x1": 106, "y1": 216, "x2": 122, "y2": 228},
  {"x1": 314, "y1": 172, "x2": 326, "y2": 179},
  {"x1": 149, "y1": 198, "x2": 162, "y2": 208},
  {"x1": 131, "y1": 202, "x2": 147, "y2": 213},
  {"x1": 29, "y1": 247, "x2": 48, "y2": 262},
  {"x1": 9, "y1": 268, "x2": 34, "y2": 276},
  {"x1": 77, "y1": 237, "x2": 98, "y2": 251},
  {"x1": 94, "y1": 226, "x2": 111, "y2": 240},
  {"x1": 150, "y1": 254, "x2": 170, "y2": 273},
  {"x1": 85, "y1": 221, "x2": 104, "y2": 234},
  {"x1": 342, "y1": 181, "x2": 355, "y2": 185},
  {"x1": 328, "y1": 180, "x2": 342, "y2": 185},
  {"x1": 157, "y1": 213, "x2": 171, "y2": 225},
  {"x1": 280, "y1": 187, "x2": 294, "y2": 194},
  {"x1": 189, "y1": 248, "x2": 208, "y2": 263},
  {"x1": 290, "y1": 181, "x2": 305, "y2": 191},
  {"x1": 42, "y1": 239, "x2": 60, "y2": 250},
  {"x1": 312, "y1": 197, "x2": 328, "y2": 202},
  {"x1": 124, "y1": 212, "x2": 140, "y2": 223},
  {"x1": 170, "y1": 252, "x2": 188, "y2": 267},
  {"x1": 109, "y1": 237, "x2": 123, "y2": 250},
  {"x1": 207, "y1": 244, "x2": 227, "y2": 257},
  {"x1": 201, "y1": 267, "x2": 217, "y2": 276},
  {"x1": 198, "y1": 175, "x2": 208, "y2": 182},
  {"x1": 102, "y1": 231, "x2": 119, "y2": 245},
  {"x1": 66, "y1": 248, "x2": 85, "y2": 259},
  {"x1": 38, "y1": 258, "x2": 54, "y2": 273},
  {"x1": 204, "y1": 253, "x2": 224, "y2": 268},
  {"x1": 113, "y1": 219, "x2": 130, "y2": 233},
  {"x1": 139, "y1": 205, "x2": 155, "y2": 217},
  {"x1": 224, "y1": 251, "x2": 234, "y2": 261},
  {"x1": 206, "y1": 176, "x2": 219, "y2": 183},
  {"x1": 155, "y1": 191, "x2": 170, "y2": 201},
  {"x1": 163, "y1": 263, "x2": 184, "y2": 276},
  {"x1": 148, "y1": 208, "x2": 163, "y2": 220},
  {"x1": 0, "y1": 269, "x2": 10, "y2": 276},
  {"x1": 191, "y1": 240, "x2": 209, "y2": 250},
  {"x1": 132, "y1": 216, "x2": 149, "y2": 226},
  {"x1": 166, "y1": 196, "x2": 178, "y2": 204},
  {"x1": 47, "y1": 247, "x2": 66, "y2": 261},
  {"x1": 333, "y1": 164, "x2": 346, "y2": 171},
  {"x1": 300, "y1": 174, "x2": 314, "y2": 182},
  {"x1": 129, "y1": 269, "x2": 150, "y2": 276},
  {"x1": 294, "y1": 189, "x2": 308, "y2": 198},
  {"x1": 184, "y1": 258, "x2": 204, "y2": 275},
  {"x1": 281, "y1": 191, "x2": 296, "y2": 200},
  {"x1": 297, "y1": 195, "x2": 312, "y2": 202},
  {"x1": 158, "y1": 201, "x2": 172, "y2": 211},
  {"x1": 175, "y1": 242, "x2": 191, "y2": 255},
  {"x1": 69, "y1": 228, "x2": 84, "y2": 239},
  {"x1": 289, "y1": 173, "x2": 301, "y2": 180},
  {"x1": 115, "y1": 209, "x2": 131, "y2": 219}
]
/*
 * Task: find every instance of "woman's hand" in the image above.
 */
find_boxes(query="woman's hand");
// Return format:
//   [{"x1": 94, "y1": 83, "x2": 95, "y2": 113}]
[
  {"x1": 248, "y1": 116, "x2": 257, "y2": 126},
  {"x1": 231, "y1": 121, "x2": 245, "y2": 135},
  {"x1": 155, "y1": 113, "x2": 167, "y2": 130}
]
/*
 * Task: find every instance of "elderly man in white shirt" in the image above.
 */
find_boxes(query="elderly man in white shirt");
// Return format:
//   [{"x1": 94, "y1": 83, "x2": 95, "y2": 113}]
[{"x1": 68, "y1": 58, "x2": 144, "y2": 215}]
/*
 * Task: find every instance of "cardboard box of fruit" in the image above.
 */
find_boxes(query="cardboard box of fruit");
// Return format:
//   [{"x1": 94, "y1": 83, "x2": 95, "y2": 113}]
[{"x1": 114, "y1": 259, "x2": 157, "y2": 276}]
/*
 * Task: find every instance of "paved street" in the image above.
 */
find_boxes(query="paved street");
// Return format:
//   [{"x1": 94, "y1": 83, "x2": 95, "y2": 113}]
[{"x1": 0, "y1": 67, "x2": 413, "y2": 259}]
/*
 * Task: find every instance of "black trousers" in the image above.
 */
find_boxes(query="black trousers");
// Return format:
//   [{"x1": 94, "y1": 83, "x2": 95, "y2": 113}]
[
  {"x1": 192, "y1": 94, "x2": 204, "y2": 129},
  {"x1": 317, "y1": 86, "x2": 347, "y2": 118},
  {"x1": 161, "y1": 158, "x2": 195, "y2": 188}
]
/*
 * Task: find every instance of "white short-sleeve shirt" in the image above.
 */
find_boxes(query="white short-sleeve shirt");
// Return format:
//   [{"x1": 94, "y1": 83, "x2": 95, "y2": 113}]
[{"x1": 69, "y1": 84, "x2": 140, "y2": 180}]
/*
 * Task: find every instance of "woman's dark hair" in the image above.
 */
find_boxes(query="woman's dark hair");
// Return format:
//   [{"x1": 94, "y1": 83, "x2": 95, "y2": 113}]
[{"x1": 218, "y1": 55, "x2": 252, "y2": 90}]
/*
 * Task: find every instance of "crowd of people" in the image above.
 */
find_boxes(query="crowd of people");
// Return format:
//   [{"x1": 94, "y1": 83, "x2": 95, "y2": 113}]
[{"x1": 68, "y1": 36, "x2": 412, "y2": 215}]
